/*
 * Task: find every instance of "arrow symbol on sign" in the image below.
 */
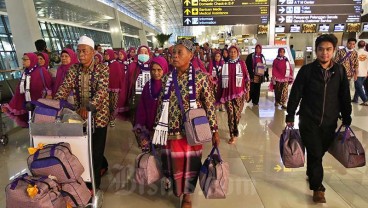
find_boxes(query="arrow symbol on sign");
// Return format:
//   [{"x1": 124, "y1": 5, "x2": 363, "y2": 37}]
[
  {"x1": 279, "y1": 7, "x2": 285, "y2": 14},
  {"x1": 279, "y1": 0, "x2": 286, "y2": 4},
  {"x1": 184, "y1": 0, "x2": 191, "y2": 7},
  {"x1": 274, "y1": 165, "x2": 282, "y2": 172},
  {"x1": 184, "y1": 18, "x2": 191, "y2": 25},
  {"x1": 278, "y1": 16, "x2": 285, "y2": 23},
  {"x1": 184, "y1": 8, "x2": 191, "y2": 15}
]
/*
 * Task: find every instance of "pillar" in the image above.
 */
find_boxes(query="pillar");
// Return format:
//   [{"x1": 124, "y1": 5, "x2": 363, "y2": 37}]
[
  {"x1": 5, "y1": 0, "x2": 42, "y2": 65},
  {"x1": 139, "y1": 24, "x2": 148, "y2": 46}
]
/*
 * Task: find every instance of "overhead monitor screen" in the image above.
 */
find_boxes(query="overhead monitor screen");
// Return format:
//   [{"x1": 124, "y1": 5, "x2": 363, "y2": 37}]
[
  {"x1": 275, "y1": 26, "x2": 285, "y2": 33},
  {"x1": 318, "y1": 24, "x2": 330, "y2": 32},
  {"x1": 302, "y1": 24, "x2": 317, "y2": 33},
  {"x1": 258, "y1": 25, "x2": 268, "y2": 34},
  {"x1": 346, "y1": 23, "x2": 360, "y2": 32},
  {"x1": 363, "y1": 23, "x2": 368, "y2": 32},
  {"x1": 290, "y1": 25, "x2": 301, "y2": 33},
  {"x1": 334, "y1": 24, "x2": 345, "y2": 32}
]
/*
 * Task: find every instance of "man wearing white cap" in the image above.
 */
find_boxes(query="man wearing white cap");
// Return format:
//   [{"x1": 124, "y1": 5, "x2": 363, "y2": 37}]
[{"x1": 55, "y1": 35, "x2": 110, "y2": 189}]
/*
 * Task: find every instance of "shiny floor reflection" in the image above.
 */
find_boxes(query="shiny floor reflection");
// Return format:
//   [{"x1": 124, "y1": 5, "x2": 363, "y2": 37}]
[{"x1": 1, "y1": 88, "x2": 367, "y2": 208}]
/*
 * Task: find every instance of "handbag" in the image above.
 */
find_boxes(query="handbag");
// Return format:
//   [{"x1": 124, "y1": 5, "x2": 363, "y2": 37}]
[
  {"x1": 255, "y1": 62, "x2": 265, "y2": 76},
  {"x1": 279, "y1": 127, "x2": 305, "y2": 168},
  {"x1": 328, "y1": 125, "x2": 366, "y2": 168},
  {"x1": 135, "y1": 144, "x2": 162, "y2": 185},
  {"x1": 199, "y1": 147, "x2": 229, "y2": 199},
  {"x1": 173, "y1": 69, "x2": 212, "y2": 146}
]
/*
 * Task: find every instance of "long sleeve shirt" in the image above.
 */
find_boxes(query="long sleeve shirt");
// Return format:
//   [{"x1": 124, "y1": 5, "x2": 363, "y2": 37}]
[
  {"x1": 55, "y1": 61, "x2": 110, "y2": 128},
  {"x1": 333, "y1": 48, "x2": 358, "y2": 79},
  {"x1": 155, "y1": 70, "x2": 218, "y2": 137}
]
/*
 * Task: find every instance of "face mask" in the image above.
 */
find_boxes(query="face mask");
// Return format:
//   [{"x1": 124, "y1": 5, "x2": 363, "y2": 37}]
[
  {"x1": 138, "y1": 54, "x2": 150, "y2": 63},
  {"x1": 155, "y1": 53, "x2": 160, "y2": 57}
]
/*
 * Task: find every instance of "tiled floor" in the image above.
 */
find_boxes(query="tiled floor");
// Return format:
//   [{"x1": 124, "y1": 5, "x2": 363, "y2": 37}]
[{"x1": 1, "y1": 88, "x2": 368, "y2": 208}]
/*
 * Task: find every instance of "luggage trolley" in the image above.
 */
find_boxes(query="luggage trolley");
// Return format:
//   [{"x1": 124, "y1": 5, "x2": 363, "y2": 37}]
[{"x1": 28, "y1": 110, "x2": 103, "y2": 208}]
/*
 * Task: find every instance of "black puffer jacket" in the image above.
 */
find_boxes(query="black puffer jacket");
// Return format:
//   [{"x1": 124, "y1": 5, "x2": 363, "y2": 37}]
[{"x1": 286, "y1": 60, "x2": 352, "y2": 126}]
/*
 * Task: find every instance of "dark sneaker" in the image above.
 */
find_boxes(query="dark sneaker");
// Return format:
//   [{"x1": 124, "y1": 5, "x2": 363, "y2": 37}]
[
  {"x1": 360, "y1": 102, "x2": 368, "y2": 106},
  {"x1": 313, "y1": 191, "x2": 326, "y2": 203}
]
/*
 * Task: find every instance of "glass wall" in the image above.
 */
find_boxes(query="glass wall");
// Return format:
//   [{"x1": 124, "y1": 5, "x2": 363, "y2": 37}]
[
  {"x1": 38, "y1": 21, "x2": 112, "y2": 53},
  {"x1": 0, "y1": 15, "x2": 19, "y2": 81}
]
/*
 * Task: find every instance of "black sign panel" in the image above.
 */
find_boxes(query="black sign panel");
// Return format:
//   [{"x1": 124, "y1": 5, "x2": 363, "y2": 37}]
[
  {"x1": 276, "y1": 0, "x2": 361, "y2": 32},
  {"x1": 183, "y1": 0, "x2": 270, "y2": 26}
]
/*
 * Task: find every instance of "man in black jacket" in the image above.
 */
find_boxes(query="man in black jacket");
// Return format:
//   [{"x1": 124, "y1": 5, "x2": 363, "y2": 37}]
[{"x1": 286, "y1": 34, "x2": 352, "y2": 203}]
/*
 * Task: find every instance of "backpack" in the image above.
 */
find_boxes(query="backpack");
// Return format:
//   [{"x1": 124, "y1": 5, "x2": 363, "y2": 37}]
[
  {"x1": 27, "y1": 142, "x2": 84, "y2": 183},
  {"x1": 5, "y1": 174, "x2": 66, "y2": 208}
]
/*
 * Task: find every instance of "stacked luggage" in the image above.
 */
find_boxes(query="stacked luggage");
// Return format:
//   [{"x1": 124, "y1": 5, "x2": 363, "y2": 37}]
[
  {"x1": 5, "y1": 142, "x2": 91, "y2": 208},
  {"x1": 5, "y1": 99, "x2": 93, "y2": 208}
]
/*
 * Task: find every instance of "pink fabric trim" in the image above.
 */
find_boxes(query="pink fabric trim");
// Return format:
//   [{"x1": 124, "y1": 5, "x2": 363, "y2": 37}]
[{"x1": 219, "y1": 91, "x2": 245, "y2": 103}]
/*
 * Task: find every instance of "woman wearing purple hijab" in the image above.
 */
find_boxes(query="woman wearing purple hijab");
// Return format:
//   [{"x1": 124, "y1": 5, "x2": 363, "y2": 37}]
[
  {"x1": 133, "y1": 56, "x2": 168, "y2": 151},
  {"x1": 116, "y1": 49, "x2": 129, "y2": 113},
  {"x1": 2, "y1": 53, "x2": 52, "y2": 116},
  {"x1": 53, "y1": 49, "x2": 78, "y2": 97},
  {"x1": 126, "y1": 45, "x2": 152, "y2": 123},
  {"x1": 104, "y1": 49, "x2": 124, "y2": 127}
]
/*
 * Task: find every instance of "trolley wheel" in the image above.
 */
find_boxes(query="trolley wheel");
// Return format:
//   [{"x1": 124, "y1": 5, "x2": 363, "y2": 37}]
[{"x1": 1, "y1": 134, "x2": 8, "y2": 146}]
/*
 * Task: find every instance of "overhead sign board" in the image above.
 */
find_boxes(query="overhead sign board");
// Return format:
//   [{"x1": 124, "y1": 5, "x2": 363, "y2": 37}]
[
  {"x1": 276, "y1": 0, "x2": 361, "y2": 32},
  {"x1": 183, "y1": 0, "x2": 270, "y2": 26}
]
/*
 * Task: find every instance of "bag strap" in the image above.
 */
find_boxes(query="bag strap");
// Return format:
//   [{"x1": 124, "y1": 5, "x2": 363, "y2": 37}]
[
  {"x1": 172, "y1": 69, "x2": 187, "y2": 122},
  {"x1": 39, "y1": 67, "x2": 49, "y2": 92},
  {"x1": 209, "y1": 147, "x2": 223, "y2": 162}
]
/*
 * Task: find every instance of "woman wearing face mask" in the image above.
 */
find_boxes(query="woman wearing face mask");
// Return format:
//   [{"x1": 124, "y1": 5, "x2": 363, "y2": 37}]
[
  {"x1": 104, "y1": 49, "x2": 124, "y2": 127},
  {"x1": 126, "y1": 45, "x2": 152, "y2": 124},
  {"x1": 217, "y1": 46, "x2": 250, "y2": 144},
  {"x1": 53, "y1": 49, "x2": 78, "y2": 98}
]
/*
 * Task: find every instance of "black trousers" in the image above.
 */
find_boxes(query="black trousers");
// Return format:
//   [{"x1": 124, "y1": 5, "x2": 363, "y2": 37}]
[
  {"x1": 250, "y1": 82, "x2": 261, "y2": 105},
  {"x1": 92, "y1": 126, "x2": 108, "y2": 189},
  {"x1": 299, "y1": 117, "x2": 336, "y2": 191}
]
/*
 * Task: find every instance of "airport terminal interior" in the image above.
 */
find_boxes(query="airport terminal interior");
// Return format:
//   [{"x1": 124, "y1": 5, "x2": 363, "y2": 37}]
[{"x1": 1, "y1": 0, "x2": 368, "y2": 207}]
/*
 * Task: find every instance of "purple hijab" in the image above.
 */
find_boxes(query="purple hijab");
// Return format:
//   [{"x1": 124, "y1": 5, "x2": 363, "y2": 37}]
[
  {"x1": 53, "y1": 49, "x2": 78, "y2": 96},
  {"x1": 134, "y1": 56, "x2": 168, "y2": 131}
]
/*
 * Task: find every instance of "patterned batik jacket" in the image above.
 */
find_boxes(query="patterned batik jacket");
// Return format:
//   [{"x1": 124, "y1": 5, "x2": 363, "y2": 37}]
[
  {"x1": 333, "y1": 48, "x2": 358, "y2": 79},
  {"x1": 55, "y1": 61, "x2": 110, "y2": 128},
  {"x1": 155, "y1": 69, "x2": 218, "y2": 137}
]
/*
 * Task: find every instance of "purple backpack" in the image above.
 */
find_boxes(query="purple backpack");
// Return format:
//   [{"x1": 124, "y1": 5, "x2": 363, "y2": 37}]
[{"x1": 27, "y1": 142, "x2": 84, "y2": 183}]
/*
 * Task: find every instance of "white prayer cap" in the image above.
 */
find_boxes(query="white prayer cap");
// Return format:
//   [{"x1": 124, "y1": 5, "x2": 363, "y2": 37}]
[{"x1": 77, "y1": 35, "x2": 94, "y2": 49}]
